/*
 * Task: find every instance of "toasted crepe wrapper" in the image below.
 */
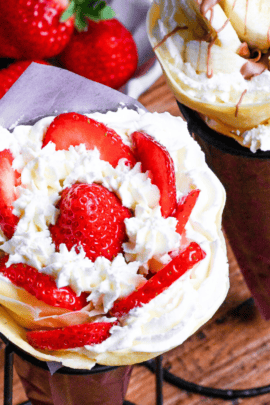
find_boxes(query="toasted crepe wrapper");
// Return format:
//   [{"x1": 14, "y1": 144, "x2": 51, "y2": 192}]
[
  {"x1": 0, "y1": 63, "x2": 167, "y2": 370},
  {"x1": 0, "y1": 305, "x2": 162, "y2": 369},
  {"x1": 147, "y1": 1, "x2": 270, "y2": 147},
  {"x1": 13, "y1": 353, "x2": 133, "y2": 405},
  {"x1": 0, "y1": 277, "x2": 94, "y2": 330}
]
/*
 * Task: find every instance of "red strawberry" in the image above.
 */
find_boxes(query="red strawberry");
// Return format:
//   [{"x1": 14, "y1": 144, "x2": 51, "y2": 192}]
[
  {"x1": 110, "y1": 242, "x2": 206, "y2": 318},
  {"x1": 0, "y1": 150, "x2": 19, "y2": 239},
  {"x1": 0, "y1": 60, "x2": 49, "y2": 99},
  {"x1": 42, "y1": 112, "x2": 136, "y2": 168},
  {"x1": 59, "y1": 18, "x2": 138, "y2": 89},
  {"x1": 27, "y1": 321, "x2": 116, "y2": 350},
  {"x1": 174, "y1": 189, "x2": 200, "y2": 235},
  {"x1": 50, "y1": 183, "x2": 132, "y2": 262},
  {"x1": 132, "y1": 131, "x2": 177, "y2": 218},
  {"x1": 0, "y1": 0, "x2": 74, "y2": 59},
  {"x1": 0, "y1": 256, "x2": 88, "y2": 311}
]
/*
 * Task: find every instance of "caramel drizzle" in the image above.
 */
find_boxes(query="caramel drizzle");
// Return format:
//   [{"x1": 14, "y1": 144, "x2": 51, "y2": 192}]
[
  {"x1": 235, "y1": 89, "x2": 247, "y2": 117},
  {"x1": 268, "y1": 27, "x2": 270, "y2": 47},
  {"x1": 153, "y1": 26, "x2": 188, "y2": 51}
]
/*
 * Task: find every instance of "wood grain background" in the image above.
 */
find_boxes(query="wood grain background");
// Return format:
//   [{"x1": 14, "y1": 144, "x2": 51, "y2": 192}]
[{"x1": 1, "y1": 74, "x2": 270, "y2": 405}]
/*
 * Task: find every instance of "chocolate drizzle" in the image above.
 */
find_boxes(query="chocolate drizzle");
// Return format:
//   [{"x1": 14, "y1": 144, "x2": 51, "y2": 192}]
[
  {"x1": 200, "y1": 0, "x2": 237, "y2": 78},
  {"x1": 239, "y1": 0, "x2": 270, "y2": 79},
  {"x1": 207, "y1": 38, "x2": 216, "y2": 78},
  {"x1": 235, "y1": 89, "x2": 247, "y2": 117},
  {"x1": 240, "y1": 50, "x2": 270, "y2": 80},
  {"x1": 153, "y1": 26, "x2": 188, "y2": 51},
  {"x1": 199, "y1": 0, "x2": 221, "y2": 17},
  {"x1": 238, "y1": 42, "x2": 250, "y2": 58},
  {"x1": 244, "y1": 0, "x2": 249, "y2": 36}
]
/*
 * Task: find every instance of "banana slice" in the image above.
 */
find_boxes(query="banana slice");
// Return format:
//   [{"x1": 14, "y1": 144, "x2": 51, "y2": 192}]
[
  {"x1": 184, "y1": 40, "x2": 245, "y2": 75},
  {"x1": 147, "y1": 0, "x2": 270, "y2": 149},
  {"x1": 182, "y1": 0, "x2": 241, "y2": 52},
  {"x1": 220, "y1": 0, "x2": 270, "y2": 51}
]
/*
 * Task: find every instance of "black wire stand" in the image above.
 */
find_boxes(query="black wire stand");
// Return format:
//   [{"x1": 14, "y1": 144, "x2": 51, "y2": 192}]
[
  {"x1": 1, "y1": 332, "x2": 163, "y2": 405},
  {"x1": 3, "y1": 304, "x2": 270, "y2": 405}
]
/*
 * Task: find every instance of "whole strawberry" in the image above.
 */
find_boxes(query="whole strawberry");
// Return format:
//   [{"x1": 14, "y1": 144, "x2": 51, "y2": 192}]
[
  {"x1": 0, "y1": 0, "x2": 74, "y2": 59},
  {"x1": 0, "y1": 60, "x2": 49, "y2": 99},
  {"x1": 59, "y1": 18, "x2": 138, "y2": 89},
  {"x1": 50, "y1": 183, "x2": 131, "y2": 261}
]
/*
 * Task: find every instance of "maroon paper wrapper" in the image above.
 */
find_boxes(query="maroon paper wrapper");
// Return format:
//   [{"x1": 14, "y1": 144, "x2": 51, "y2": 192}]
[
  {"x1": 178, "y1": 101, "x2": 270, "y2": 319},
  {"x1": 0, "y1": 63, "x2": 145, "y2": 404},
  {"x1": 14, "y1": 351, "x2": 132, "y2": 405}
]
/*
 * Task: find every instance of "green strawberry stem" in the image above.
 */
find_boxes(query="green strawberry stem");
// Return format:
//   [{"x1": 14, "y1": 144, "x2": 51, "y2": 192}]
[{"x1": 61, "y1": 0, "x2": 115, "y2": 31}]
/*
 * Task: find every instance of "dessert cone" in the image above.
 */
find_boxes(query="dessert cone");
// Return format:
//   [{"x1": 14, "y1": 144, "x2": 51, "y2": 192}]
[
  {"x1": 179, "y1": 102, "x2": 270, "y2": 319},
  {"x1": 0, "y1": 64, "x2": 228, "y2": 378},
  {"x1": 0, "y1": 63, "x2": 163, "y2": 369}
]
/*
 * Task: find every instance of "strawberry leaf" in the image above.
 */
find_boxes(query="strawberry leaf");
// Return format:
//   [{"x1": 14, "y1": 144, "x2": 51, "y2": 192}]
[{"x1": 61, "y1": 0, "x2": 115, "y2": 31}]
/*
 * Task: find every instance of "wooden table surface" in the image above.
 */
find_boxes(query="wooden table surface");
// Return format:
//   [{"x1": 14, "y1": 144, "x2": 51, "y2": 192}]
[{"x1": 1, "y1": 74, "x2": 270, "y2": 405}]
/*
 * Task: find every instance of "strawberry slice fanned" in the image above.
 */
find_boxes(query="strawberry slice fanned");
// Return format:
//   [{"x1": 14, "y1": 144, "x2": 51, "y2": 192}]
[
  {"x1": 27, "y1": 321, "x2": 117, "y2": 350},
  {"x1": 131, "y1": 131, "x2": 177, "y2": 218},
  {"x1": 0, "y1": 256, "x2": 88, "y2": 311},
  {"x1": 110, "y1": 242, "x2": 206, "y2": 318},
  {"x1": 174, "y1": 189, "x2": 200, "y2": 235},
  {"x1": 0, "y1": 149, "x2": 19, "y2": 239},
  {"x1": 42, "y1": 113, "x2": 136, "y2": 168}
]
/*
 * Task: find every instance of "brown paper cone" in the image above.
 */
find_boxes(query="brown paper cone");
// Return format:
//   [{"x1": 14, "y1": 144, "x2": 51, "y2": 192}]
[
  {"x1": 13, "y1": 348, "x2": 132, "y2": 405},
  {"x1": 178, "y1": 101, "x2": 270, "y2": 319}
]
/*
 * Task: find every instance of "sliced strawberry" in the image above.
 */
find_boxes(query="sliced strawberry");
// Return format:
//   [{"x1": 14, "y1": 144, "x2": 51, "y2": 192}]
[
  {"x1": 42, "y1": 113, "x2": 136, "y2": 168},
  {"x1": 27, "y1": 321, "x2": 117, "y2": 350},
  {"x1": 50, "y1": 183, "x2": 132, "y2": 262},
  {"x1": 0, "y1": 149, "x2": 19, "y2": 239},
  {"x1": 174, "y1": 189, "x2": 200, "y2": 235},
  {"x1": 0, "y1": 256, "x2": 88, "y2": 311},
  {"x1": 132, "y1": 131, "x2": 177, "y2": 218},
  {"x1": 110, "y1": 242, "x2": 206, "y2": 318}
]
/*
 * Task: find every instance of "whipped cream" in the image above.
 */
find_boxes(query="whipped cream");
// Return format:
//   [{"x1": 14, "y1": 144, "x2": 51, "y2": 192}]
[
  {"x1": 242, "y1": 123, "x2": 270, "y2": 153},
  {"x1": 0, "y1": 107, "x2": 229, "y2": 364}
]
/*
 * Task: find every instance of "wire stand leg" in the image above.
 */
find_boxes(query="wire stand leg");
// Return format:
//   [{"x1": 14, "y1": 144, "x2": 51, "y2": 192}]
[
  {"x1": 155, "y1": 356, "x2": 163, "y2": 405},
  {"x1": 4, "y1": 343, "x2": 14, "y2": 405}
]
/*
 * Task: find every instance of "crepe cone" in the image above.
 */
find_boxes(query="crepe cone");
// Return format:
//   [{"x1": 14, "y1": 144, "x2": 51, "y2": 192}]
[
  {"x1": 147, "y1": 0, "x2": 270, "y2": 149},
  {"x1": 178, "y1": 101, "x2": 270, "y2": 319}
]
